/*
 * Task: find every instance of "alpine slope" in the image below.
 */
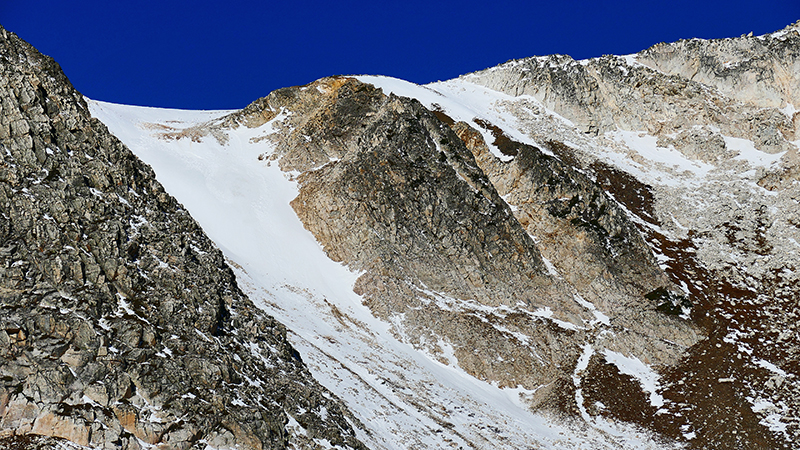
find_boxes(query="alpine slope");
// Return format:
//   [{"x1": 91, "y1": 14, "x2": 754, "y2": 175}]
[{"x1": 89, "y1": 20, "x2": 800, "y2": 450}]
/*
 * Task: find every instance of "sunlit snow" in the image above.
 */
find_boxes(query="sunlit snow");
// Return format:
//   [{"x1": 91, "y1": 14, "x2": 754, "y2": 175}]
[{"x1": 90, "y1": 89, "x2": 678, "y2": 449}]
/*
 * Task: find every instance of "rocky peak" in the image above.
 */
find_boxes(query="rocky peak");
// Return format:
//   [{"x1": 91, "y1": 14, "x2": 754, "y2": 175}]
[
  {"x1": 180, "y1": 76, "x2": 701, "y2": 415},
  {"x1": 636, "y1": 20, "x2": 800, "y2": 110},
  {"x1": 0, "y1": 25, "x2": 365, "y2": 450},
  {"x1": 464, "y1": 37, "x2": 797, "y2": 160}
]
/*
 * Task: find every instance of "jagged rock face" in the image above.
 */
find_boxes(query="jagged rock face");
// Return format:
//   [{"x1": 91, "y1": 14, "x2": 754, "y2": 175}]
[
  {"x1": 464, "y1": 30, "x2": 798, "y2": 156},
  {"x1": 449, "y1": 122, "x2": 681, "y2": 335},
  {"x1": 199, "y1": 76, "x2": 701, "y2": 411},
  {"x1": 457, "y1": 22, "x2": 800, "y2": 450},
  {"x1": 634, "y1": 21, "x2": 800, "y2": 191},
  {"x1": 637, "y1": 21, "x2": 800, "y2": 111},
  {"x1": 464, "y1": 22, "x2": 800, "y2": 202},
  {"x1": 0, "y1": 27, "x2": 365, "y2": 450}
]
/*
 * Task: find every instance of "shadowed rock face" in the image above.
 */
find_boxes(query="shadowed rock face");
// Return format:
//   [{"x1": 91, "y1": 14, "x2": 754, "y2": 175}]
[
  {"x1": 0, "y1": 26, "x2": 365, "y2": 450},
  {"x1": 449, "y1": 122, "x2": 676, "y2": 331},
  {"x1": 202, "y1": 76, "x2": 699, "y2": 412}
]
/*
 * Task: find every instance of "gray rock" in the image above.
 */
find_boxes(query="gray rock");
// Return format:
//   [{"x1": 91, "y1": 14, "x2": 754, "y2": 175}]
[
  {"x1": 196, "y1": 76, "x2": 699, "y2": 412},
  {"x1": 0, "y1": 25, "x2": 365, "y2": 450},
  {"x1": 455, "y1": 20, "x2": 800, "y2": 449}
]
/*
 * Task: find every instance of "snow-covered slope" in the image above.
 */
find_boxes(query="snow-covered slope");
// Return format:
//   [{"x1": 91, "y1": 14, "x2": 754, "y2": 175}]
[
  {"x1": 363, "y1": 61, "x2": 799, "y2": 447},
  {"x1": 88, "y1": 23, "x2": 800, "y2": 450},
  {"x1": 90, "y1": 97, "x2": 678, "y2": 449}
]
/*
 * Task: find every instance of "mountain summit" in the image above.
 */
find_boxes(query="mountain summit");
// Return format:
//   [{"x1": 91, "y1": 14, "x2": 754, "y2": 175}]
[{"x1": 2, "y1": 20, "x2": 799, "y2": 450}]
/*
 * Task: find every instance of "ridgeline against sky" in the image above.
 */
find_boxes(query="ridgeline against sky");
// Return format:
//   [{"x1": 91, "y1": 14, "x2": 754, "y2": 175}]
[{"x1": 3, "y1": 0, "x2": 799, "y2": 109}]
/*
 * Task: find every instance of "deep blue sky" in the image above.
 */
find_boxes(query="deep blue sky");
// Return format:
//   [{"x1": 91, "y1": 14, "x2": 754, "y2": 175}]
[{"x1": 3, "y1": 1, "x2": 799, "y2": 109}]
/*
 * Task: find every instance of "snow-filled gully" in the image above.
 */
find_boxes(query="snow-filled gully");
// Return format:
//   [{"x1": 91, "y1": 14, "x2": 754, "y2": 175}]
[{"x1": 90, "y1": 83, "x2": 680, "y2": 449}]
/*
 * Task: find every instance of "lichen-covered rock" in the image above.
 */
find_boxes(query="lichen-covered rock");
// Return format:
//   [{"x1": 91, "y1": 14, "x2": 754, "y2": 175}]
[{"x1": 0, "y1": 26, "x2": 365, "y2": 450}]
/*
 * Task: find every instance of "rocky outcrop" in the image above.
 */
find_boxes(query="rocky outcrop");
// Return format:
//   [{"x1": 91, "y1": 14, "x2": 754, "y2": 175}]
[
  {"x1": 183, "y1": 76, "x2": 701, "y2": 414},
  {"x1": 635, "y1": 20, "x2": 800, "y2": 191},
  {"x1": 449, "y1": 121, "x2": 682, "y2": 337},
  {"x1": 637, "y1": 21, "x2": 800, "y2": 111},
  {"x1": 0, "y1": 26, "x2": 365, "y2": 450},
  {"x1": 463, "y1": 22, "x2": 800, "y2": 197},
  {"x1": 457, "y1": 21, "x2": 800, "y2": 450},
  {"x1": 463, "y1": 35, "x2": 797, "y2": 155}
]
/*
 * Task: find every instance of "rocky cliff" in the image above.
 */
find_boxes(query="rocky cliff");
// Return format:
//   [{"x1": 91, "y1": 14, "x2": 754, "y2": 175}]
[
  {"x1": 154, "y1": 75, "x2": 701, "y2": 422},
  {"x1": 0, "y1": 26, "x2": 365, "y2": 450},
  {"x1": 458, "y1": 20, "x2": 800, "y2": 449}
]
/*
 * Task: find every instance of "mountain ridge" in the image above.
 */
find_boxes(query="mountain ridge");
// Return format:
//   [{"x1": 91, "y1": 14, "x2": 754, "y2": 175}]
[{"x1": 2, "y1": 20, "x2": 799, "y2": 450}]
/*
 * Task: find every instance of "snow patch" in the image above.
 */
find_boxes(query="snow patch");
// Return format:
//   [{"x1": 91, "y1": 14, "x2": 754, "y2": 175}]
[{"x1": 602, "y1": 349, "x2": 665, "y2": 408}]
